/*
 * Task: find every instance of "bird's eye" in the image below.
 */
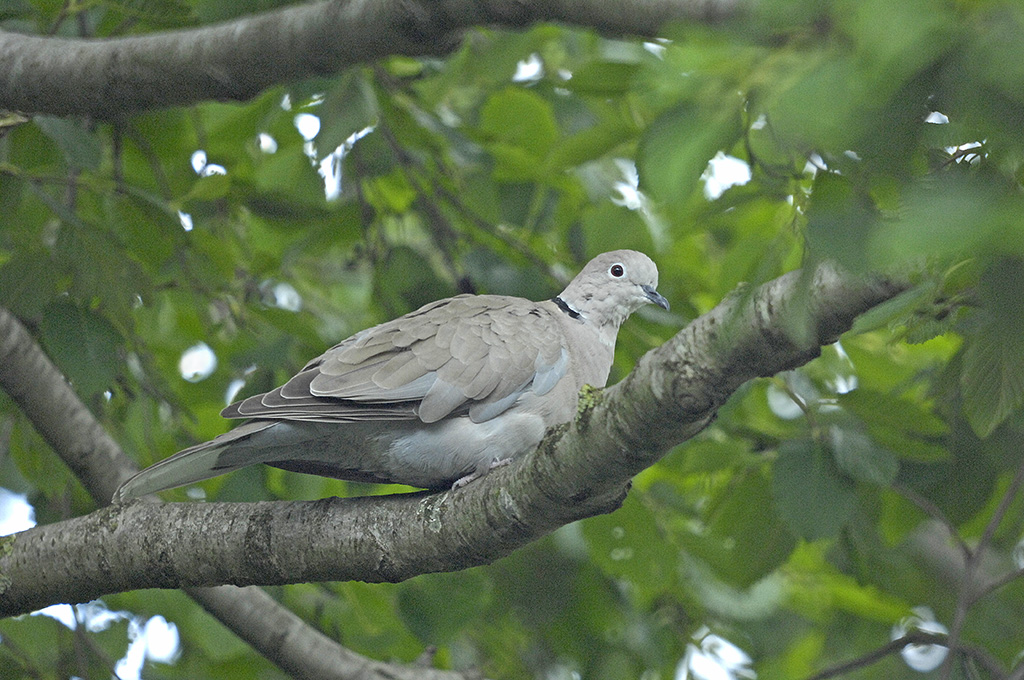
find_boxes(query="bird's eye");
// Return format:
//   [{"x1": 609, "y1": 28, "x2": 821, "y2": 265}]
[{"x1": 609, "y1": 264, "x2": 625, "y2": 277}]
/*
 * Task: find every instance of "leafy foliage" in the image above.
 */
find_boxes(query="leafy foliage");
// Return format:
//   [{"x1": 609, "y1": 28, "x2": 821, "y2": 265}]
[{"x1": 3, "y1": 0, "x2": 1024, "y2": 678}]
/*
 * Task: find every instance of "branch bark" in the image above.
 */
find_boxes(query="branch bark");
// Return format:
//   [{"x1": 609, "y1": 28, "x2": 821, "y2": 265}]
[
  {"x1": 0, "y1": 306, "x2": 476, "y2": 680},
  {"x1": 0, "y1": 264, "x2": 908, "y2": 615},
  {"x1": 0, "y1": 0, "x2": 743, "y2": 117}
]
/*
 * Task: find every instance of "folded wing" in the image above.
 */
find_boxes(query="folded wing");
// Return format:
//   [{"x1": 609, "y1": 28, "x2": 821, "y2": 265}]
[{"x1": 223, "y1": 295, "x2": 569, "y2": 425}]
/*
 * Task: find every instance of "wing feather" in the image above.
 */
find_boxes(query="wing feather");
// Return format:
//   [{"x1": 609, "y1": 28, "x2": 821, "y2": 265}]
[
  {"x1": 220, "y1": 295, "x2": 569, "y2": 425},
  {"x1": 372, "y1": 351, "x2": 429, "y2": 389}
]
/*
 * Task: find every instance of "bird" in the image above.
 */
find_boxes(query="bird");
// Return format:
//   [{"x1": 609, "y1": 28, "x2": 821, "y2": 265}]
[{"x1": 115, "y1": 250, "x2": 669, "y2": 501}]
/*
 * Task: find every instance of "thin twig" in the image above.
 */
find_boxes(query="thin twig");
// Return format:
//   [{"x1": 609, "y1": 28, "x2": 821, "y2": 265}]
[
  {"x1": 0, "y1": 630, "x2": 48, "y2": 679},
  {"x1": 375, "y1": 118, "x2": 463, "y2": 285},
  {"x1": 804, "y1": 630, "x2": 1006, "y2": 680},
  {"x1": 369, "y1": 69, "x2": 560, "y2": 279},
  {"x1": 803, "y1": 631, "x2": 947, "y2": 680},
  {"x1": 776, "y1": 376, "x2": 814, "y2": 420},
  {"x1": 941, "y1": 457, "x2": 1024, "y2": 680},
  {"x1": 893, "y1": 483, "x2": 973, "y2": 563},
  {"x1": 978, "y1": 460, "x2": 1024, "y2": 559},
  {"x1": 960, "y1": 640, "x2": 1010, "y2": 679},
  {"x1": 430, "y1": 175, "x2": 561, "y2": 279},
  {"x1": 47, "y1": 0, "x2": 73, "y2": 36},
  {"x1": 969, "y1": 565, "x2": 1024, "y2": 606},
  {"x1": 73, "y1": 607, "x2": 127, "y2": 680},
  {"x1": 122, "y1": 123, "x2": 173, "y2": 201}
]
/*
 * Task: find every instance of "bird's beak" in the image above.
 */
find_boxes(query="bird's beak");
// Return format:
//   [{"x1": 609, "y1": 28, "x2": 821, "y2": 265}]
[{"x1": 642, "y1": 285, "x2": 670, "y2": 311}]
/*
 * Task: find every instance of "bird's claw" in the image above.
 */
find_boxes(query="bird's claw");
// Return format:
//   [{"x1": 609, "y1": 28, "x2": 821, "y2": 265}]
[{"x1": 451, "y1": 457, "x2": 513, "y2": 490}]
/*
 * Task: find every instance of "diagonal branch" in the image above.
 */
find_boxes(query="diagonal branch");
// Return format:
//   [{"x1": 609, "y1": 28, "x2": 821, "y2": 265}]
[
  {"x1": 0, "y1": 0, "x2": 743, "y2": 118},
  {"x1": 0, "y1": 306, "x2": 476, "y2": 680},
  {"x1": 803, "y1": 630, "x2": 1008, "y2": 680},
  {"x1": 941, "y1": 455, "x2": 1024, "y2": 680},
  {"x1": 0, "y1": 264, "x2": 907, "y2": 615},
  {"x1": 0, "y1": 306, "x2": 133, "y2": 502}
]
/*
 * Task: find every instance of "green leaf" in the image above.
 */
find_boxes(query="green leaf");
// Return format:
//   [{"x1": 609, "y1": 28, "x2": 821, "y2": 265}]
[
  {"x1": 0, "y1": 251, "x2": 57, "y2": 317},
  {"x1": 363, "y1": 169, "x2": 416, "y2": 213},
  {"x1": 961, "y1": 260, "x2": 1024, "y2": 437},
  {"x1": 843, "y1": 0, "x2": 954, "y2": 86},
  {"x1": 253, "y1": 146, "x2": 325, "y2": 206},
  {"x1": 39, "y1": 299, "x2": 123, "y2": 396},
  {"x1": 6, "y1": 116, "x2": 63, "y2": 170},
  {"x1": 317, "y1": 69, "x2": 379, "y2": 154},
  {"x1": 961, "y1": 326, "x2": 1024, "y2": 438},
  {"x1": 547, "y1": 119, "x2": 633, "y2": 171},
  {"x1": 678, "y1": 469, "x2": 797, "y2": 587},
  {"x1": 637, "y1": 101, "x2": 741, "y2": 208},
  {"x1": 582, "y1": 494, "x2": 679, "y2": 604},
  {"x1": 479, "y1": 87, "x2": 558, "y2": 155},
  {"x1": 838, "y1": 389, "x2": 947, "y2": 438},
  {"x1": 184, "y1": 172, "x2": 231, "y2": 201},
  {"x1": 563, "y1": 61, "x2": 641, "y2": 95},
  {"x1": 488, "y1": 144, "x2": 544, "y2": 181},
  {"x1": 675, "y1": 438, "x2": 755, "y2": 475},
  {"x1": 98, "y1": 0, "x2": 195, "y2": 28},
  {"x1": 397, "y1": 570, "x2": 492, "y2": 643},
  {"x1": 372, "y1": 246, "x2": 455, "y2": 318},
  {"x1": 849, "y1": 283, "x2": 936, "y2": 335},
  {"x1": 478, "y1": 86, "x2": 558, "y2": 170},
  {"x1": 180, "y1": 593, "x2": 254, "y2": 662},
  {"x1": 837, "y1": 389, "x2": 949, "y2": 462},
  {"x1": 767, "y1": 56, "x2": 869, "y2": 153},
  {"x1": 805, "y1": 172, "x2": 876, "y2": 272},
  {"x1": 33, "y1": 115, "x2": 102, "y2": 170},
  {"x1": 346, "y1": 125, "x2": 397, "y2": 176},
  {"x1": 580, "y1": 203, "x2": 654, "y2": 259},
  {"x1": 0, "y1": 614, "x2": 65, "y2": 672},
  {"x1": 829, "y1": 427, "x2": 898, "y2": 486},
  {"x1": 773, "y1": 439, "x2": 857, "y2": 540},
  {"x1": 869, "y1": 177, "x2": 1024, "y2": 265},
  {"x1": 0, "y1": 171, "x2": 24, "y2": 215}
]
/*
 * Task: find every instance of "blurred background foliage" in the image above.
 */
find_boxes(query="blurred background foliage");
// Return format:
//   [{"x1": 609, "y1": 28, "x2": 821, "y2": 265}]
[{"x1": 2, "y1": 0, "x2": 1024, "y2": 678}]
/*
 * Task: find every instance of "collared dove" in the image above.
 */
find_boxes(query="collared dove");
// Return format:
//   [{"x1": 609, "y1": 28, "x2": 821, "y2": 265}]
[{"x1": 115, "y1": 250, "x2": 668, "y2": 501}]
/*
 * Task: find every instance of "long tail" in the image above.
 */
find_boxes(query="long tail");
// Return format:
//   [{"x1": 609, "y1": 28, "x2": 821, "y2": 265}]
[
  {"x1": 114, "y1": 421, "x2": 275, "y2": 502},
  {"x1": 115, "y1": 441, "x2": 228, "y2": 501}
]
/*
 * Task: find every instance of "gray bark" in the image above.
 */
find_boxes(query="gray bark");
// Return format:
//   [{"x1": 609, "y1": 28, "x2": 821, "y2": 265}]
[{"x1": 0, "y1": 0, "x2": 743, "y2": 117}]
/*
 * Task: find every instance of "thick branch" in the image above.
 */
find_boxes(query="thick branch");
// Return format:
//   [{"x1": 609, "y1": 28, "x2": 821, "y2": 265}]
[
  {"x1": 0, "y1": 307, "x2": 473, "y2": 680},
  {"x1": 0, "y1": 265, "x2": 907, "y2": 615},
  {"x1": 0, "y1": 0, "x2": 742, "y2": 117},
  {"x1": 182, "y1": 585, "x2": 464, "y2": 680},
  {"x1": 0, "y1": 307, "x2": 133, "y2": 501}
]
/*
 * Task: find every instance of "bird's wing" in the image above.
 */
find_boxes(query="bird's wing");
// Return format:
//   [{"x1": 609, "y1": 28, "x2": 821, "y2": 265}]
[{"x1": 223, "y1": 295, "x2": 571, "y2": 424}]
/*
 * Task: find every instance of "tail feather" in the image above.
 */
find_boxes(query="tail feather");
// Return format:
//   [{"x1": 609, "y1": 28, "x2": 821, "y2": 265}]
[
  {"x1": 115, "y1": 441, "x2": 231, "y2": 501},
  {"x1": 114, "y1": 421, "x2": 277, "y2": 502}
]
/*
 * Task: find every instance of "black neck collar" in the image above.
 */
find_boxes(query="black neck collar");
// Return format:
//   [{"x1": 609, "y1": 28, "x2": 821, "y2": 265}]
[{"x1": 551, "y1": 296, "x2": 582, "y2": 320}]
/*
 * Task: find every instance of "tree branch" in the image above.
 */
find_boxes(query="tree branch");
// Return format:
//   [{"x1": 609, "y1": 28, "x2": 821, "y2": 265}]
[
  {"x1": 0, "y1": 0, "x2": 743, "y2": 117},
  {"x1": 893, "y1": 483, "x2": 973, "y2": 565},
  {"x1": 0, "y1": 306, "x2": 133, "y2": 502},
  {"x1": 803, "y1": 630, "x2": 1008, "y2": 680},
  {"x1": 941, "y1": 455, "x2": 1024, "y2": 680},
  {"x1": 0, "y1": 306, "x2": 476, "y2": 680},
  {"x1": 182, "y1": 585, "x2": 468, "y2": 680},
  {"x1": 0, "y1": 265, "x2": 907, "y2": 615}
]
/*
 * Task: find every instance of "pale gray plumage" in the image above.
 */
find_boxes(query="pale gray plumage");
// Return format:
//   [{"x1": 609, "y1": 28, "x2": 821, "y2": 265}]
[{"x1": 115, "y1": 250, "x2": 669, "y2": 501}]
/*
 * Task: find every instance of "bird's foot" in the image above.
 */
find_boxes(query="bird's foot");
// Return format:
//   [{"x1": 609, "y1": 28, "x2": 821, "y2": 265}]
[{"x1": 451, "y1": 457, "x2": 513, "y2": 489}]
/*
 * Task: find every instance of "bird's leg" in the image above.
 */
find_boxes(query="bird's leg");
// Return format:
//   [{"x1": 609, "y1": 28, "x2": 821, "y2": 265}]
[{"x1": 451, "y1": 457, "x2": 513, "y2": 489}]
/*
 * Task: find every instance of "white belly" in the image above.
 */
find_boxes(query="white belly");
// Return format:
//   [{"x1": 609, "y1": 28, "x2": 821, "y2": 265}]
[{"x1": 381, "y1": 411, "x2": 547, "y2": 487}]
